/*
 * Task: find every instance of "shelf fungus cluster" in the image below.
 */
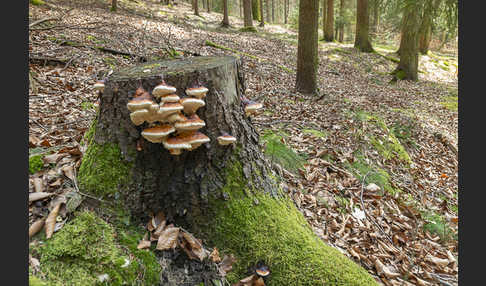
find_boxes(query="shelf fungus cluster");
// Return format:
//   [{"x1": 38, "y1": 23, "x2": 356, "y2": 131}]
[
  {"x1": 241, "y1": 97, "x2": 264, "y2": 117},
  {"x1": 127, "y1": 82, "x2": 213, "y2": 155}
]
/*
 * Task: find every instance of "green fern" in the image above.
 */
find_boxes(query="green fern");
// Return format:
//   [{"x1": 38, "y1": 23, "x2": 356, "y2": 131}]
[{"x1": 260, "y1": 130, "x2": 306, "y2": 173}]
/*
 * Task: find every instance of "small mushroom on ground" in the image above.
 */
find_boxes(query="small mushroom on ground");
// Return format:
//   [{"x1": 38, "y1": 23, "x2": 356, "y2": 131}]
[
  {"x1": 152, "y1": 82, "x2": 176, "y2": 98},
  {"x1": 174, "y1": 114, "x2": 206, "y2": 132},
  {"x1": 244, "y1": 101, "x2": 263, "y2": 116},
  {"x1": 163, "y1": 136, "x2": 192, "y2": 155},
  {"x1": 158, "y1": 102, "x2": 184, "y2": 118},
  {"x1": 184, "y1": 131, "x2": 210, "y2": 150},
  {"x1": 93, "y1": 80, "x2": 105, "y2": 92},
  {"x1": 217, "y1": 133, "x2": 236, "y2": 145},
  {"x1": 185, "y1": 86, "x2": 209, "y2": 99},
  {"x1": 141, "y1": 125, "x2": 175, "y2": 143},
  {"x1": 130, "y1": 109, "x2": 150, "y2": 125},
  {"x1": 255, "y1": 265, "x2": 270, "y2": 278},
  {"x1": 160, "y1": 94, "x2": 181, "y2": 103},
  {"x1": 180, "y1": 97, "x2": 205, "y2": 115}
]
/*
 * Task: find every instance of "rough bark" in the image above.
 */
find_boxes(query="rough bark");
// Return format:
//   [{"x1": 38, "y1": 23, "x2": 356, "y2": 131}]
[
  {"x1": 222, "y1": 0, "x2": 230, "y2": 27},
  {"x1": 354, "y1": 0, "x2": 374, "y2": 52},
  {"x1": 324, "y1": 0, "x2": 334, "y2": 41},
  {"x1": 243, "y1": 0, "x2": 254, "y2": 27},
  {"x1": 78, "y1": 56, "x2": 379, "y2": 285},
  {"x1": 111, "y1": 0, "x2": 117, "y2": 11},
  {"x1": 296, "y1": 0, "x2": 319, "y2": 94},
  {"x1": 252, "y1": 0, "x2": 261, "y2": 21},
  {"x1": 259, "y1": 0, "x2": 265, "y2": 26},
  {"x1": 321, "y1": 0, "x2": 326, "y2": 39},
  {"x1": 394, "y1": 4, "x2": 421, "y2": 81}
]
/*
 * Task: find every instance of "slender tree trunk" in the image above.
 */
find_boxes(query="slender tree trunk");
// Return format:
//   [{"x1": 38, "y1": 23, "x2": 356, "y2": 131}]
[
  {"x1": 202, "y1": 0, "x2": 206, "y2": 10},
  {"x1": 259, "y1": 0, "x2": 265, "y2": 26},
  {"x1": 354, "y1": 0, "x2": 374, "y2": 52},
  {"x1": 194, "y1": 0, "x2": 200, "y2": 16},
  {"x1": 265, "y1": 0, "x2": 270, "y2": 22},
  {"x1": 321, "y1": 0, "x2": 326, "y2": 39},
  {"x1": 243, "y1": 0, "x2": 254, "y2": 27},
  {"x1": 78, "y1": 55, "x2": 379, "y2": 286},
  {"x1": 371, "y1": 0, "x2": 379, "y2": 34},
  {"x1": 111, "y1": 0, "x2": 117, "y2": 11},
  {"x1": 271, "y1": 0, "x2": 275, "y2": 23},
  {"x1": 284, "y1": 0, "x2": 288, "y2": 24},
  {"x1": 324, "y1": 0, "x2": 334, "y2": 41},
  {"x1": 296, "y1": 0, "x2": 319, "y2": 94},
  {"x1": 240, "y1": 0, "x2": 243, "y2": 18},
  {"x1": 394, "y1": 4, "x2": 421, "y2": 81},
  {"x1": 222, "y1": 0, "x2": 230, "y2": 27},
  {"x1": 338, "y1": 0, "x2": 345, "y2": 42},
  {"x1": 418, "y1": 0, "x2": 441, "y2": 54},
  {"x1": 207, "y1": 0, "x2": 210, "y2": 12},
  {"x1": 252, "y1": 0, "x2": 260, "y2": 21}
]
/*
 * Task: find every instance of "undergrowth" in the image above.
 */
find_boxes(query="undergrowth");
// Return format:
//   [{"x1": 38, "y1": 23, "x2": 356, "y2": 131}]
[{"x1": 260, "y1": 130, "x2": 306, "y2": 173}]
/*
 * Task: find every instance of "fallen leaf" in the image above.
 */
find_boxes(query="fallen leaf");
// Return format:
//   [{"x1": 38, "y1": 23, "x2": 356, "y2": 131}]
[
  {"x1": 220, "y1": 254, "x2": 237, "y2": 276},
  {"x1": 155, "y1": 227, "x2": 179, "y2": 250},
  {"x1": 137, "y1": 233, "x2": 152, "y2": 249},
  {"x1": 29, "y1": 218, "x2": 45, "y2": 238},
  {"x1": 42, "y1": 153, "x2": 65, "y2": 164},
  {"x1": 425, "y1": 254, "x2": 449, "y2": 267},
  {"x1": 45, "y1": 203, "x2": 62, "y2": 239},
  {"x1": 33, "y1": 178, "x2": 44, "y2": 193},
  {"x1": 374, "y1": 258, "x2": 400, "y2": 279},
  {"x1": 61, "y1": 165, "x2": 75, "y2": 181},
  {"x1": 209, "y1": 247, "x2": 221, "y2": 263},
  {"x1": 29, "y1": 192, "x2": 54, "y2": 203}
]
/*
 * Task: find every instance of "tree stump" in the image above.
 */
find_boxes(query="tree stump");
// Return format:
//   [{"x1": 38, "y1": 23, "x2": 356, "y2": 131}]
[{"x1": 78, "y1": 56, "x2": 378, "y2": 285}]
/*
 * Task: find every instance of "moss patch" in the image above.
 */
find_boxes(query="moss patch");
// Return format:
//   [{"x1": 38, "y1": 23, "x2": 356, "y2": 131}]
[
  {"x1": 77, "y1": 140, "x2": 132, "y2": 198},
  {"x1": 206, "y1": 160, "x2": 378, "y2": 285},
  {"x1": 440, "y1": 95, "x2": 458, "y2": 111},
  {"x1": 30, "y1": 0, "x2": 45, "y2": 5},
  {"x1": 33, "y1": 211, "x2": 151, "y2": 285},
  {"x1": 302, "y1": 128, "x2": 327, "y2": 139},
  {"x1": 239, "y1": 26, "x2": 258, "y2": 33},
  {"x1": 29, "y1": 155, "x2": 44, "y2": 174}
]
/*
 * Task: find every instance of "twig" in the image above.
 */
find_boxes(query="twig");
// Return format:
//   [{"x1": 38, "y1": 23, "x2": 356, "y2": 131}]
[
  {"x1": 30, "y1": 118, "x2": 49, "y2": 132},
  {"x1": 60, "y1": 55, "x2": 81, "y2": 72},
  {"x1": 29, "y1": 17, "x2": 59, "y2": 29}
]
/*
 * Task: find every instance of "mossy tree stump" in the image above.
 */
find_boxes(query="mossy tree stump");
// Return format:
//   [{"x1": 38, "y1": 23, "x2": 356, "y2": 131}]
[{"x1": 78, "y1": 56, "x2": 378, "y2": 285}]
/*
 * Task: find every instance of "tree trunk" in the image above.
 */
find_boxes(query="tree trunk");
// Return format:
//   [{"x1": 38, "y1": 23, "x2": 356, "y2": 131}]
[
  {"x1": 266, "y1": 0, "x2": 271, "y2": 22},
  {"x1": 284, "y1": 0, "x2": 288, "y2": 24},
  {"x1": 194, "y1": 0, "x2": 200, "y2": 16},
  {"x1": 207, "y1": 0, "x2": 210, "y2": 12},
  {"x1": 324, "y1": 0, "x2": 334, "y2": 41},
  {"x1": 202, "y1": 0, "x2": 206, "y2": 10},
  {"x1": 354, "y1": 0, "x2": 374, "y2": 52},
  {"x1": 321, "y1": 0, "x2": 326, "y2": 40},
  {"x1": 296, "y1": 0, "x2": 319, "y2": 94},
  {"x1": 394, "y1": 4, "x2": 421, "y2": 81},
  {"x1": 111, "y1": 0, "x2": 117, "y2": 11},
  {"x1": 418, "y1": 0, "x2": 441, "y2": 54},
  {"x1": 337, "y1": 0, "x2": 345, "y2": 43},
  {"x1": 78, "y1": 56, "x2": 378, "y2": 286},
  {"x1": 243, "y1": 0, "x2": 254, "y2": 27},
  {"x1": 271, "y1": 0, "x2": 275, "y2": 23},
  {"x1": 252, "y1": 0, "x2": 261, "y2": 21},
  {"x1": 371, "y1": 0, "x2": 379, "y2": 34},
  {"x1": 259, "y1": 0, "x2": 265, "y2": 26},
  {"x1": 222, "y1": 0, "x2": 230, "y2": 27}
]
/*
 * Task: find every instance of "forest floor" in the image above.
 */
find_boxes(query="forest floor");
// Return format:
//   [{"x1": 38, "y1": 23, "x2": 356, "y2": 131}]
[{"x1": 29, "y1": 0, "x2": 458, "y2": 285}]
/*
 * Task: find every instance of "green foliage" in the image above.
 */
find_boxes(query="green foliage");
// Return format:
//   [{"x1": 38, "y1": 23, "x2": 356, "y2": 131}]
[
  {"x1": 81, "y1": 101, "x2": 96, "y2": 111},
  {"x1": 302, "y1": 129, "x2": 327, "y2": 139},
  {"x1": 30, "y1": 0, "x2": 45, "y2": 5},
  {"x1": 422, "y1": 212, "x2": 456, "y2": 243},
  {"x1": 207, "y1": 160, "x2": 379, "y2": 285},
  {"x1": 29, "y1": 155, "x2": 44, "y2": 174},
  {"x1": 239, "y1": 26, "x2": 258, "y2": 33},
  {"x1": 440, "y1": 95, "x2": 458, "y2": 111},
  {"x1": 260, "y1": 130, "x2": 306, "y2": 173}
]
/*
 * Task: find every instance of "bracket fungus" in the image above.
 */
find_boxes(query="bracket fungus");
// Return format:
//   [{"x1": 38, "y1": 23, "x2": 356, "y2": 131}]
[
  {"x1": 141, "y1": 125, "x2": 176, "y2": 143},
  {"x1": 217, "y1": 133, "x2": 237, "y2": 145},
  {"x1": 152, "y1": 82, "x2": 176, "y2": 98},
  {"x1": 185, "y1": 86, "x2": 209, "y2": 99},
  {"x1": 244, "y1": 101, "x2": 263, "y2": 116},
  {"x1": 160, "y1": 94, "x2": 181, "y2": 103},
  {"x1": 93, "y1": 80, "x2": 105, "y2": 92},
  {"x1": 130, "y1": 109, "x2": 150, "y2": 126},
  {"x1": 184, "y1": 131, "x2": 210, "y2": 150},
  {"x1": 162, "y1": 136, "x2": 192, "y2": 155},
  {"x1": 174, "y1": 114, "x2": 206, "y2": 132},
  {"x1": 255, "y1": 265, "x2": 270, "y2": 278},
  {"x1": 180, "y1": 97, "x2": 205, "y2": 115},
  {"x1": 158, "y1": 102, "x2": 184, "y2": 118}
]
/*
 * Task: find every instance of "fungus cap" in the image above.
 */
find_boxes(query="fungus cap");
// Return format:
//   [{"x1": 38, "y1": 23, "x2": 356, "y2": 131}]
[
  {"x1": 166, "y1": 112, "x2": 186, "y2": 124},
  {"x1": 185, "y1": 87, "x2": 209, "y2": 99},
  {"x1": 217, "y1": 134, "x2": 236, "y2": 145},
  {"x1": 244, "y1": 101, "x2": 263, "y2": 116},
  {"x1": 180, "y1": 97, "x2": 205, "y2": 115},
  {"x1": 158, "y1": 102, "x2": 184, "y2": 117},
  {"x1": 130, "y1": 109, "x2": 149, "y2": 125},
  {"x1": 255, "y1": 265, "x2": 270, "y2": 277},
  {"x1": 160, "y1": 94, "x2": 181, "y2": 103},
  {"x1": 184, "y1": 131, "x2": 210, "y2": 150},
  {"x1": 153, "y1": 83, "x2": 176, "y2": 97},
  {"x1": 141, "y1": 125, "x2": 175, "y2": 143},
  {"x1": 127, "y1": 98, "x2": 155, "y2": 112},
  {"x1": 93, "y1": 80, "x2": 105, "y2": 91},
  {"x1": 163, "y1": 136, "x2": 192, "y2": 153},
  {"x1": 174, "y1": 114, "x2": 205, "y2": 131}
]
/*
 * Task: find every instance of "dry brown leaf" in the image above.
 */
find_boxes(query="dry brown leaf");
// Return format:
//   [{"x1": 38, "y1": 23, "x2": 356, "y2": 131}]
[
  {"x1": 253, "y1": 277, "x2": 265, "y2": 286},
  {"x1": 29, "y1": 218, "x2": 45, "y2": 238},
  {"x1": 29, "y1": 192, "x2": 54, "y2": 203},
  {"x1": 220, "y1": 254, "x2": 237, "y2": 275},
  {"x1": 42, "y1": 153, "x2": 65, "y2": 164},
  {"x1": 29, "y1": 135, "x2": 41, "y2": 147},
  {"x1": 61, "y1": 165, "x2": 75, "y2": 181},
  {"x1": 45, "y1": 203, "x2": 62, "y2": 239},
  {"x1": 374, "y1": 258, "x2": 400, "y2": 279},
  {"x1": 155, "y1": 227, "x2": 179, "y2": 250},
  {"x1": 425, "y1": 254, "x2": 449, "y2": 267},
  {"x1": 137, "y1": 233, "x2": 152, "y2": 249},
  {"x1": 33, "y1": 178, "x2": 44, "y2": 193},
  {"x1": 209, "y1": 247, "x2": 221, "y2": 263},
  {"x1": 148, "y1": 211, "x2": 165, "y2": 232}
]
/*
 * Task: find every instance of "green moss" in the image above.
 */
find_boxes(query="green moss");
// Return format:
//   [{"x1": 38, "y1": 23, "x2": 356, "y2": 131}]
[
  {"x1": 302, "y1": 129, "x2": 327, "y2": 139},
  {"x1": 77, "y1": 140, "x2": 132, "y2": 198},
  {"x1": 422, "y1": 212, "x2": 456, "y2": 243},
  {"x1": 440, "y1": 95, "x2": 458, "y2": 111},
  {"x1": 29, "y1": 275, "x2": 47, "y2": 286},
  {"x1": 260, "y1": 130, "x2": 306, "y2": 173},
  {"x1": 239, "y1": 26, "x2": 258, "y2": 33},
  {"x1": 34, "y1": 211, "x2": 146, "y2": 285},
  {"x1": 29, "y1": 155, "x2": 44, "y2": 174},
  {"x1": 30, "y1": 0, "x2": 45, "y2": 5},
  {"x1": 206, "y1": 160, "x2": 378, "y2": 285},
  {"x1": 395, "y1": 70, "x2": 406, "y2": 80}
]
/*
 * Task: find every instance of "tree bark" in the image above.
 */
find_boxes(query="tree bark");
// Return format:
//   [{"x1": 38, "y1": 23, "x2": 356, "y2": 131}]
[
  {"x1": 271, "y1": 0, "x2": 275, "y2": 23},
  {"x1": 296, "y1": 0, "x2": 319, "y2": 94},
  {"x1": 111, "y1": 0, "x2": 117, "y2": 12},
  {"x1": 266, "y1": 0, "x2": 271, "y2": 22},
  {"x1": 371, "y1": 0, "x2": 379, "y2": 34},
  {"x1": 222, "y1": 0, "x2": 230, "y2": 27},
  {"x1": 243, "y1": 0, "x2": 254, "y2": 27},
  {"x1": 337, "y1": 0, "x2": 345, "y2": 42},
  {"x1": 252, "y1": 0, "x2": 261, "y2": 21},
  {"x1": 78, "y1": 56, "x2": 379, "y2": 286},
  {"x1": 394, "y1": 4, "x2": 421, "y2": 81},
  {"x1": 418, "y1": 0, "x2": 441, "y2": 54},
  {"x1": 284, "y1": 0, "x2": 288, "y2": 24},
  {"x1": 321, "y1": 0, "x2": 326, "y2": 40},
  {"x1": 354, "y1": 0, "x2": 374, "y2": 52},
  {"x1": 259, "y1": 0, "x2": 265, "y2": 26},
  {"x1": 194, "y1": 0, "x2": 200, "y2": 16},
  {"x1": 324, "y1": 0, "x2": 334, "y2": 41}
]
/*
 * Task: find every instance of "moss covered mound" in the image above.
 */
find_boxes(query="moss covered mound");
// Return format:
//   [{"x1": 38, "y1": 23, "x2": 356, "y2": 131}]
[
  {"x1": 32, "y1": 211, "x2": 160, "y2": 285},
  {"x1": 207, "y1": 161, "x2": 378, "y2": 286}
]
